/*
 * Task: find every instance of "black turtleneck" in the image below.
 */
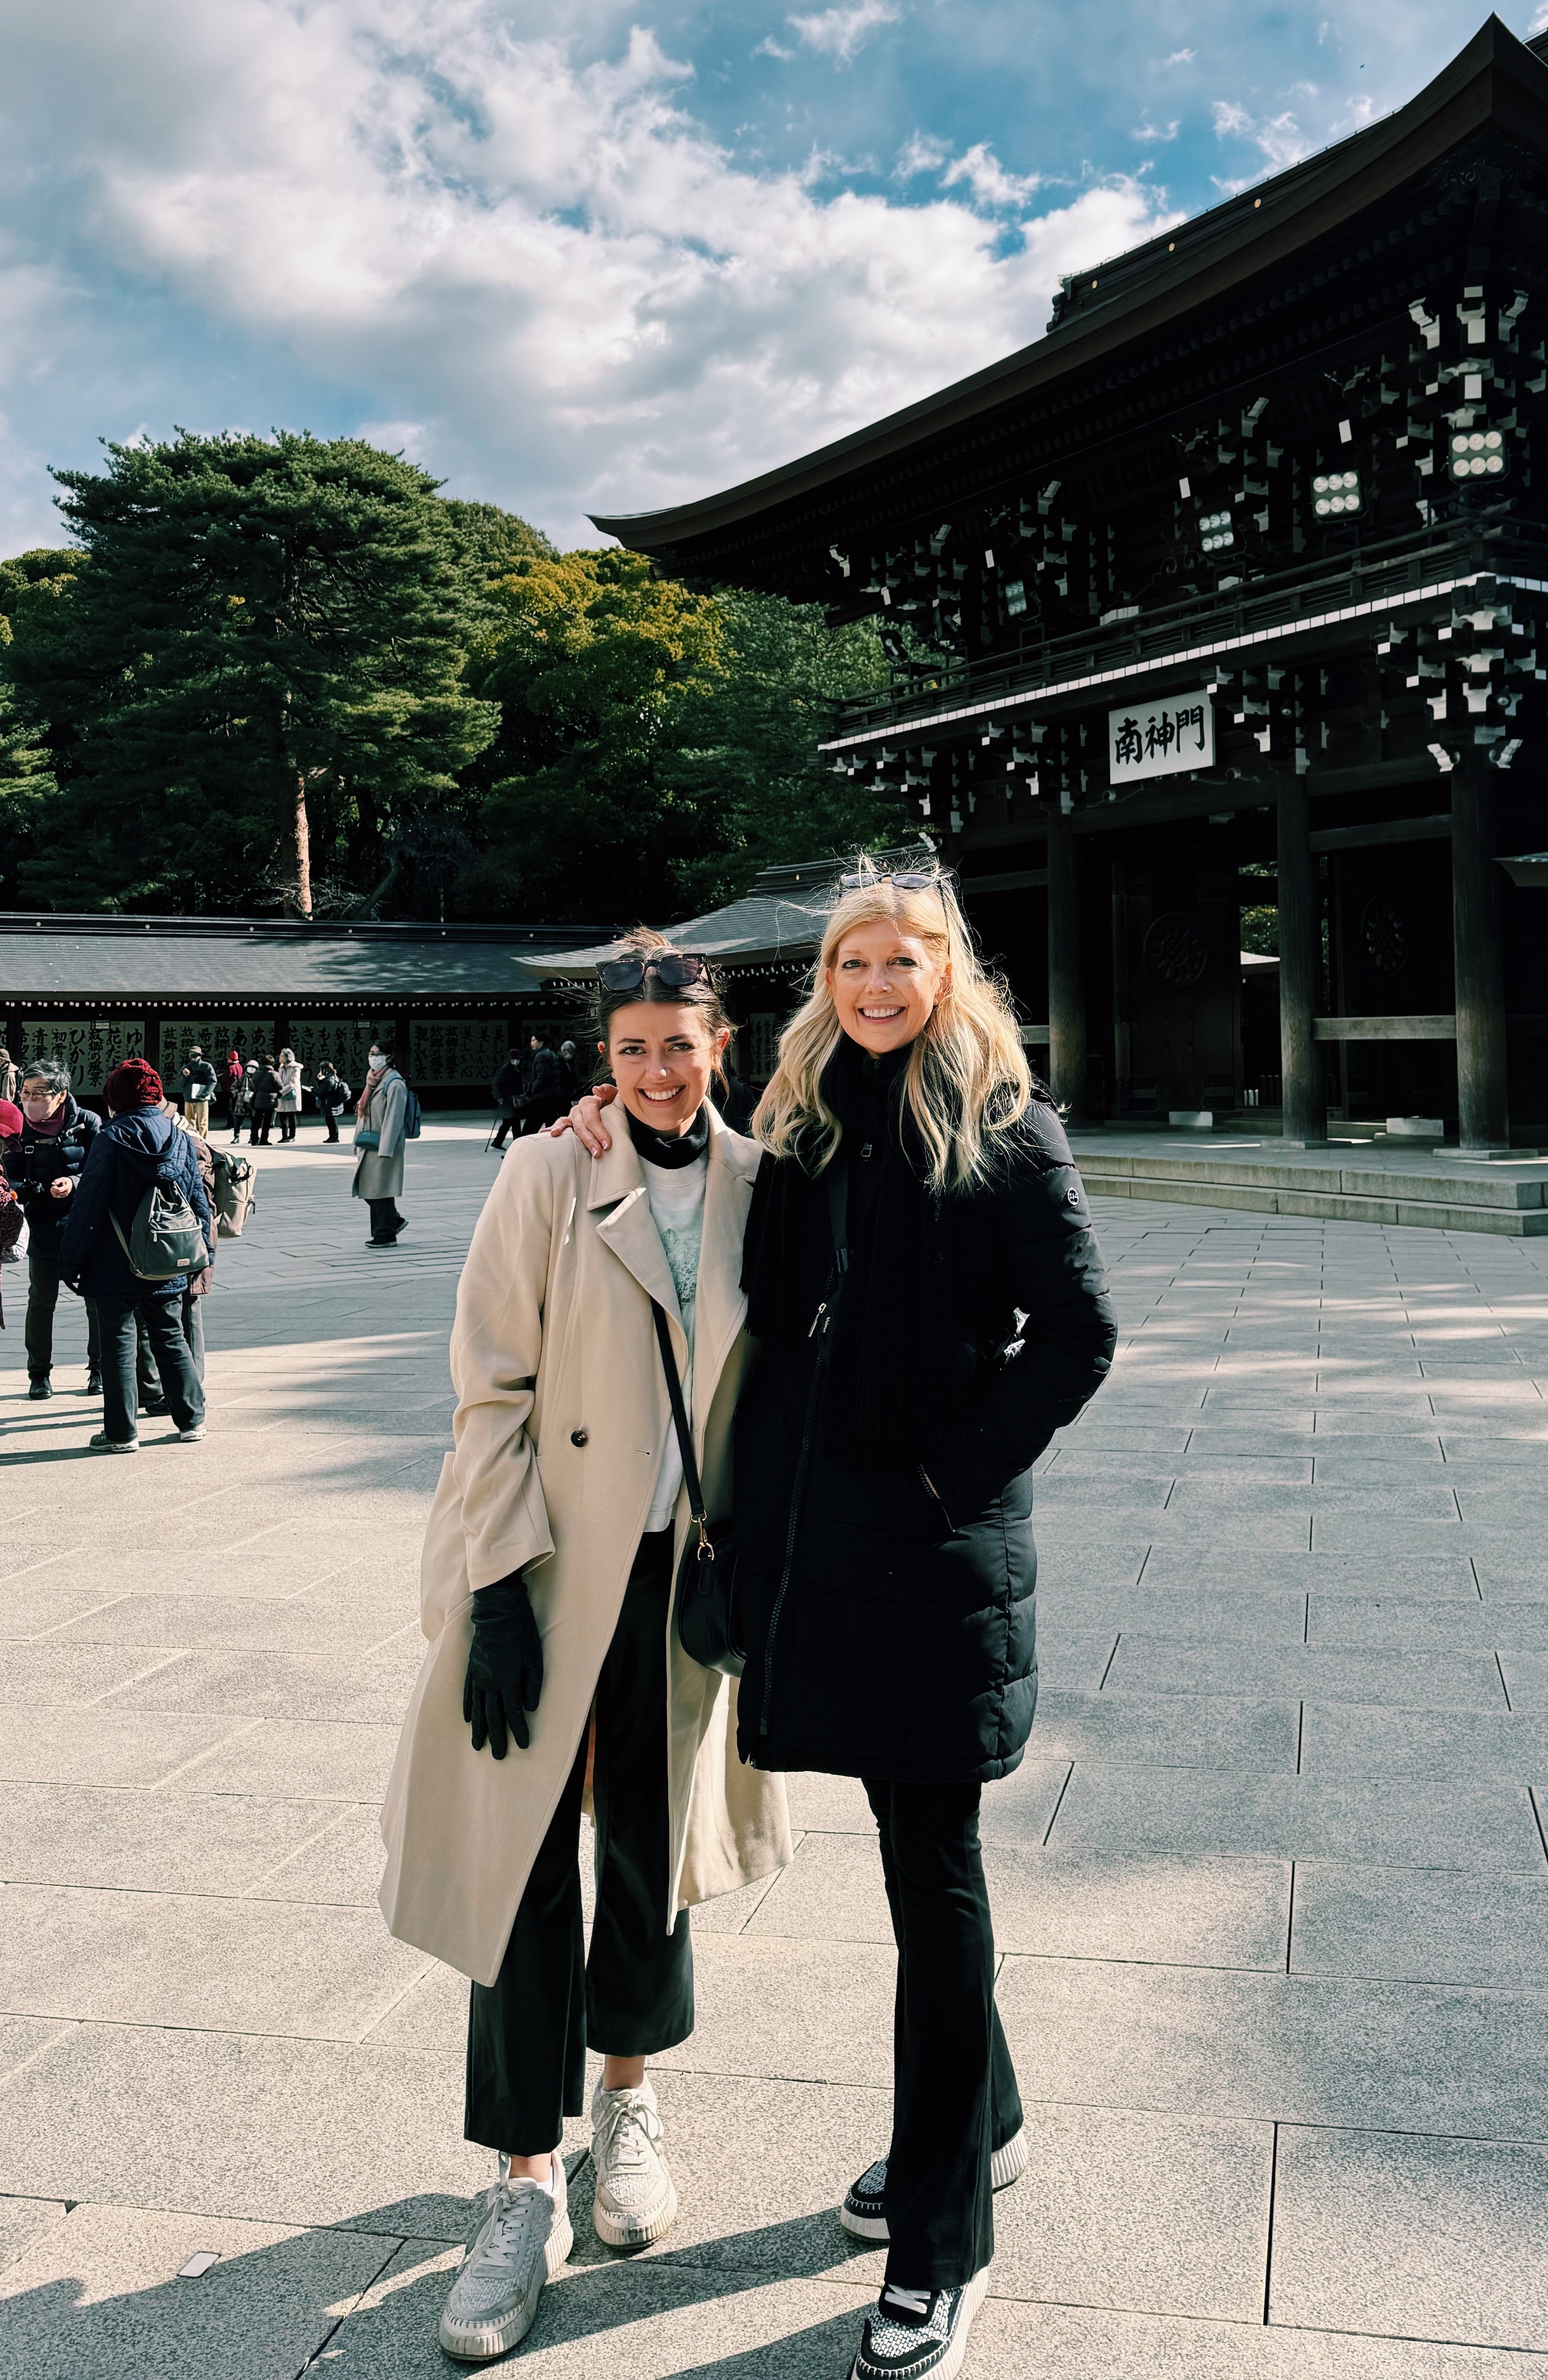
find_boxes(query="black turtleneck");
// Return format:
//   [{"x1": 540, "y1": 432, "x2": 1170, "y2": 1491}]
[{"x1": 626, "y1": 1103, "x2": 709, "y2": 1170}]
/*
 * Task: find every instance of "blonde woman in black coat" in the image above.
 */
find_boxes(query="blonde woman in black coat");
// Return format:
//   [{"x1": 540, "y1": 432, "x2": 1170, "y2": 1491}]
[{"x1": 562, "y1": 864, "x2": 1115, "y2": 2380}]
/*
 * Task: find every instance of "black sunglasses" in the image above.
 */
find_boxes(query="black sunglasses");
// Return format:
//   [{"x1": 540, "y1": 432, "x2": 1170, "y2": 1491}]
[
  {"x1": 839, "y1": 869, "x2": 947, "y2": 893},
  {"x1": 596, "y1": 951, "x2": 710, "y2": 992}
]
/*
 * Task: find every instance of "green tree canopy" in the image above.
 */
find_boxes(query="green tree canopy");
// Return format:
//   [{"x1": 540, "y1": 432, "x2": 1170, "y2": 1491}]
[
  {"x1": 469, "y1": 556, "x2": 912, "y2": 922},
  {"x1": 9, "y1": 433, "x2": 503, "y2": 914}
]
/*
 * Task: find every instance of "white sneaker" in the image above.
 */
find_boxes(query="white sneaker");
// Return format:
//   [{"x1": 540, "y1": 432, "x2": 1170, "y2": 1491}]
[
  {"x1": 590, "y1": 2078, "x2": 677, "y2": 2248},
  {"x1": 439, "y1": 2153, "x2": 571, "y2": 2361},
  {"x1": 176, "y1": 1424, "x2": 206, "y2": 1443}
]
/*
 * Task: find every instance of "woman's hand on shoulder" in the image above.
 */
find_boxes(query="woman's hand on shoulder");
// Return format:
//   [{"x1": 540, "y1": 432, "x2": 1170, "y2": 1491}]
[{"x1": 547, "y1": 1083, "x2": 617, "y2": 1159}]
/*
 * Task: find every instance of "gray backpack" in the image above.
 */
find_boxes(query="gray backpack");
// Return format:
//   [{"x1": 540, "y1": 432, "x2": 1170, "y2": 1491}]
[{"x1": 111, "y1": 1178, "x2": 211, "y2": 1281}]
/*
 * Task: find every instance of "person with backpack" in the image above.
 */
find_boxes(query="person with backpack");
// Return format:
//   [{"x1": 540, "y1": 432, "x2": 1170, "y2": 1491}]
[
  {"x1": 58, "y1": 1058, "x2": 213, "y2": 1451},
  {"x1": 315, "y1": 1060, "x2": 351, "y2": 1143},
  {"x1": 224, "y1": 1051, "x2": 246, "y2": 1140},
  {"x1": 352, "y1": 1044, "x2": 410, "y2": 1246},
  {"x1": 9, "y1": 1056, "x2": 103, "y2": 1397},
  {"x1": 135, "y1": 1093, "x2": 219, "y2": 1410}
]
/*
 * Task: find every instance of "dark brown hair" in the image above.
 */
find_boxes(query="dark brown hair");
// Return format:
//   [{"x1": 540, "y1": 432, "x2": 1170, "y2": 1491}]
[{"x1": 589, "y1": 927, "x2": 734, "y2": 1088}]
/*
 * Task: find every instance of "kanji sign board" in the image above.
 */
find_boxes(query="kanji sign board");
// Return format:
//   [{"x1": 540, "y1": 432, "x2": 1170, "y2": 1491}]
[{"x1": 1108, "y1": 691, "x2": 1214, "y2": 786}]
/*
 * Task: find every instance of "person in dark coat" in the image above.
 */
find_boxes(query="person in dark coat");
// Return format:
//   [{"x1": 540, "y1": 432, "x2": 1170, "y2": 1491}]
[
  {"x1": 519, "y1": 1033, "x2": 568, "y2": 1133},
  {"x1": 714, "y1": 1046, "x2": 758, "y2": 1134},
  {"x1": 555, "y1": 867, "x2": 1115, "y2": 2380},
  {"x1": 224, "y1": 1050, "x2": 247, "y2": 1139},
  {"x1": 314, "y1": 1061, "x2": 352, "y2": 1143},
  {"x1": 490, "y1": 1050, "x2": 526, "y2": 1150},
  {"x1": 247, "y1": 1054, "x2": 282, "y2": 1146},
  {"x1": 8, "y1": 1057, "x2": 103, "y2": 1397},
  {"x1": 59, "y1": 1058, "x2": 213, "y2": 1451}
]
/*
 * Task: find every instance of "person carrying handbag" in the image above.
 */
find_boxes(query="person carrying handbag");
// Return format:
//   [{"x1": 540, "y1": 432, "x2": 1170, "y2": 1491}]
[
  {"x1": 351, "y1": 1045, "x2": 409, "y2": 1245},
  {"x1": 379, "y1": 932, "x2": 790, "y2": 2364},
  {"x1": 558, "y1": 866, "x2": 1117, "y2": 2380}
]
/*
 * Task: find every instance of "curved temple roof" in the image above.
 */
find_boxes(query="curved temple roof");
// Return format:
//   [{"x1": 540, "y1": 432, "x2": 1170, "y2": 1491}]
[{"x1": 591, "y1": 16, "x2": 1548, "y2": 569}]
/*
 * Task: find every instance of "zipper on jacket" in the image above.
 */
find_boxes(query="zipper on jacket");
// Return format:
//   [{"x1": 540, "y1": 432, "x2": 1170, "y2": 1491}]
[{"x1": 760, "y1": 1273, "x2": 838, "y2": 1739}]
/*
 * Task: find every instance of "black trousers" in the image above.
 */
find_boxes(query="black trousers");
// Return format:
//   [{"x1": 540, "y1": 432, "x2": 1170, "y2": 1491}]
[
  {"x1": 367, "y1": 1197, "x2": 405, "y2": 1242},
  {"x1": 91, "y1": 1291, "x2": 205, "y2": 1440},
  {"x1": 249, "y1": 1105, "x2": 274, "y2": 1145},
  {"x1": 865, "y1": 1777, "x2": 1024, "y2": 2290},
  {"x1": 278, "y1": 1112, "x2": 296, "y2": 1141},
  {"x1": 25, "y1": 1246, "x2": 101, "y2": 1380},
  {"x1": 136, "y1": 1290, "x2": 206, "y2": 1397},
  {"x1": 465, "y1": 1529, "x2": 693, "y2": 2157}
]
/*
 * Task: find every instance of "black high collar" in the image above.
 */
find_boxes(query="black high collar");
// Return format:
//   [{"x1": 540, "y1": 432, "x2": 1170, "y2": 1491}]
[{"x1": 626, "y1": 1103, "x2": 710, "y2": 1170}]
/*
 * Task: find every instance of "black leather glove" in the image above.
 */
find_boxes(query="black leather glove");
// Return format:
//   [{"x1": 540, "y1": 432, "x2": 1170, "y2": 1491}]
[{"x1": 463, "y1": 1573, "x2": 544, "y2": 1758}]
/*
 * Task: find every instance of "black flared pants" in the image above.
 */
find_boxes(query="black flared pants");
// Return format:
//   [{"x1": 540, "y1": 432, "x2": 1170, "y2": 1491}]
[
  {"x1": 465, "y1": 1528, "x2": 694, "y2": 2157},
  {"x1": 864, "y1": 1777, "x2": 1024, "y2": 2290}
]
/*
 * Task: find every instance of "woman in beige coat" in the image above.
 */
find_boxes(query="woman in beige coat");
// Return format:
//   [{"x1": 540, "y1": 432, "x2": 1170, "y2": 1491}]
[{"x1": 379, "y1": 935, "x2": 790, "y2": 2364}]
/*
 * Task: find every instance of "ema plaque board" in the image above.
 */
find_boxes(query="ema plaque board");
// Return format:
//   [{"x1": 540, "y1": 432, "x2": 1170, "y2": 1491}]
[{"x1": 1108, "y1": 692, "x2": 1214, "y2": 786}]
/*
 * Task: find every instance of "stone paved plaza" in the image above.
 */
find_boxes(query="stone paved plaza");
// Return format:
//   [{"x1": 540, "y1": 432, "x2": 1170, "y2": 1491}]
[{"x1": 4, "y1": 1118, "x2": 1548, "y2": 2375}]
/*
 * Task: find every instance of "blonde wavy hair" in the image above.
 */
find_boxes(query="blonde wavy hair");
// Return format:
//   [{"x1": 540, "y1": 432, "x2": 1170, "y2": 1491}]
[{"x1": 753, "y1": 863, "x2": 1032, "y2": 1191}]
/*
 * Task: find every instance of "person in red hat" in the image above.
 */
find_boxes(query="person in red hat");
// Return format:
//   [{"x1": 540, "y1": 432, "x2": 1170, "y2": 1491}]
[{"x1": 58, "y1": 1058, "x2": 214, "y2": 1451}]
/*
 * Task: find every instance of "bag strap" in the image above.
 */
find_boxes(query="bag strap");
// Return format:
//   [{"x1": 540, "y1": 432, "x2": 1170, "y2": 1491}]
[{"x1": 651, "y1": 1299, "x2": 710, "y2": 1554}]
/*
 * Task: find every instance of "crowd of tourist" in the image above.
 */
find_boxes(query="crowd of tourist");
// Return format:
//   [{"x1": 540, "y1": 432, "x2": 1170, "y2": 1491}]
[{"x1": 0, "y1": 1034, "x2": 420, "y2": 1441}]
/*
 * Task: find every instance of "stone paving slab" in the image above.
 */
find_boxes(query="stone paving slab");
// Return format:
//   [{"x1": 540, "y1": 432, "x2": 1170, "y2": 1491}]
[
  {"x1": 0, "y1": 2201, "x2": 397, "y2": 2380},
  {"x1": 1270, "y1": 2125, "x2": 1548, "y2": 2349},
  {"x1": 6, "y1": 1138, "x2": 1548, "y2": 2370}
]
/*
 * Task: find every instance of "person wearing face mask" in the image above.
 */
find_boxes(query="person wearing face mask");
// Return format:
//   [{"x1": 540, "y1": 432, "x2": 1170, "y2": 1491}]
[
  {"x1": 352, "y1": 1044, "x2": 409, "y2": 1245},
  {"x1": 8, "y1": 1057, "x2": 103, "y2": 1398},
  {"x1": 559, "y1": 864, "x2": 1116, "y2": 2380},
  {"x1": 379, "y1": 929, "x2": 790, "y2": 2364}
]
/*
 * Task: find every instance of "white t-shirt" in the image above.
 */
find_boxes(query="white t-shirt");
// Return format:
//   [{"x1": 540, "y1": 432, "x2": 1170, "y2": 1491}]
[{"x1": 641, "y1": 1150, "x2": 708, "y2": 1533}]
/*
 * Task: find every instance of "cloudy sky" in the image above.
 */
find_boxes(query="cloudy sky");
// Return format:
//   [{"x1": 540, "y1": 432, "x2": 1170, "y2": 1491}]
[{"x1": 0, "y1": 1, "x2": 1536, "y2": 552}]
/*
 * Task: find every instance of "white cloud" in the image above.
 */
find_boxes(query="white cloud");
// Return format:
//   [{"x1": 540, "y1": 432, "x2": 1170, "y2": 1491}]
[
  {"x1": 786, "y1": 0, "x2": 901, "y2": 65},
  {"x1": 895, "y1": 131, "x2": 950, "y2": 179},
  {"x1": 1162, "y1": 48, "x2": 1195, "y2": 65},
  {"x1": 1211, "y1": 96, "x2": 1309, "y2": 188},
  {"x1": 940, "y1": 142, "x2": 1042, "y2": 209},
  {"x1": 0, "y1": 0, "x2": 1177, "y2": 545},
  {"x1": 1131, "y1": 119, "x2": 1179, "y2": 142},
  {"x1": 1533, "y1": 0, "x2": 1548, "y2": 33}
]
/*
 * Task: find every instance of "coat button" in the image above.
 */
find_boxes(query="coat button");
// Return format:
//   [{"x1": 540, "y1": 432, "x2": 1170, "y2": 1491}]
[{"x1": 570, "y1": 1428, "x2": 589, "y2": 1447}]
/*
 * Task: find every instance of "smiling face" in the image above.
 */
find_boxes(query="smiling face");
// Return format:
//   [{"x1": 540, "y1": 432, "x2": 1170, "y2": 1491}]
[
  {"x1": 604, "y1": 1001, "x2": 729, "y2": 1137},
  {"x1": 826, "y1": 917, "x2": 950, "y2": 1056}
]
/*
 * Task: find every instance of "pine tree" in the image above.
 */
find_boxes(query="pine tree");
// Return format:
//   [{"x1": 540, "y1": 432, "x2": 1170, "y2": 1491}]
[{"x1": 12, "y1": 433, "x2": 501, "y2": 914}]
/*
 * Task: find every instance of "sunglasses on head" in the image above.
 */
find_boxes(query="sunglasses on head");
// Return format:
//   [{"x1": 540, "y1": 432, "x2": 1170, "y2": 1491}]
[
  {"x1": 840, "y1": 869, "x2": 946, "y2": 893},
  {"x1": 596, "y1": 951, "x2": 710, "y2": 992}
]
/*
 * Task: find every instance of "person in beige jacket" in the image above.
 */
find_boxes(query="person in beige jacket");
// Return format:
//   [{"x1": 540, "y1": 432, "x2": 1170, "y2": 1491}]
[{"x1": 379, "y1": 932, "x2": 790, "y2": 2364}]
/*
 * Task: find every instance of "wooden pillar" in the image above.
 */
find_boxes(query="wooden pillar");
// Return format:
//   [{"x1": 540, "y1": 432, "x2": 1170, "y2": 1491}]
[
  {"x1": 1452, "y1": 745, "x2": 1509, "y2": 1149},
  {"x1": 1276, "y1": 771, "x2": 1325, "y2": 1144},
  {"x1": 1046, "y1": 803, "x2": 1086, "y2": 1115}
]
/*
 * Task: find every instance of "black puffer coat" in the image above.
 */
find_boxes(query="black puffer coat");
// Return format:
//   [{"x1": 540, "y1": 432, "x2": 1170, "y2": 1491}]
[{"x1": 733, "y1": 1071, "x2": 1116, "y2": 1785}]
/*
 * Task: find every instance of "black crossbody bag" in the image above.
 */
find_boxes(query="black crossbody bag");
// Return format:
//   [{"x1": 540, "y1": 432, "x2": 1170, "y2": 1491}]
[{"x1": 652, "y1": 1300, "x2": 744, "y2": 1677}]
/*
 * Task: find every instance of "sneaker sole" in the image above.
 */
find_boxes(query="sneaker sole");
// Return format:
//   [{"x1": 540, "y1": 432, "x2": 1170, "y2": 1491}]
[
  {"x1": 592, "y1": 2174, "x2": 677, "y2": 2248},
  {"x1": 849, "y1": 2263, "x2": 989, "y2": 2380},
  {"x1": 838, "y1": 2129, "x2": 1029, "y2": 2243},
  {"x1": 437, "y1": 2209, "x2": 573, "y2": 2361}
]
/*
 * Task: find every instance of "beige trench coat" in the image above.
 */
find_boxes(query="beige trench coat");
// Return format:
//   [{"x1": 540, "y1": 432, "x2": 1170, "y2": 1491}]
[
  {"x1": 351, "y1": 1067, "x2": 407, "y2": 1201},
  {"x1": 379, "y1": 1106, "x2": 792, "y2": 1986}
]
